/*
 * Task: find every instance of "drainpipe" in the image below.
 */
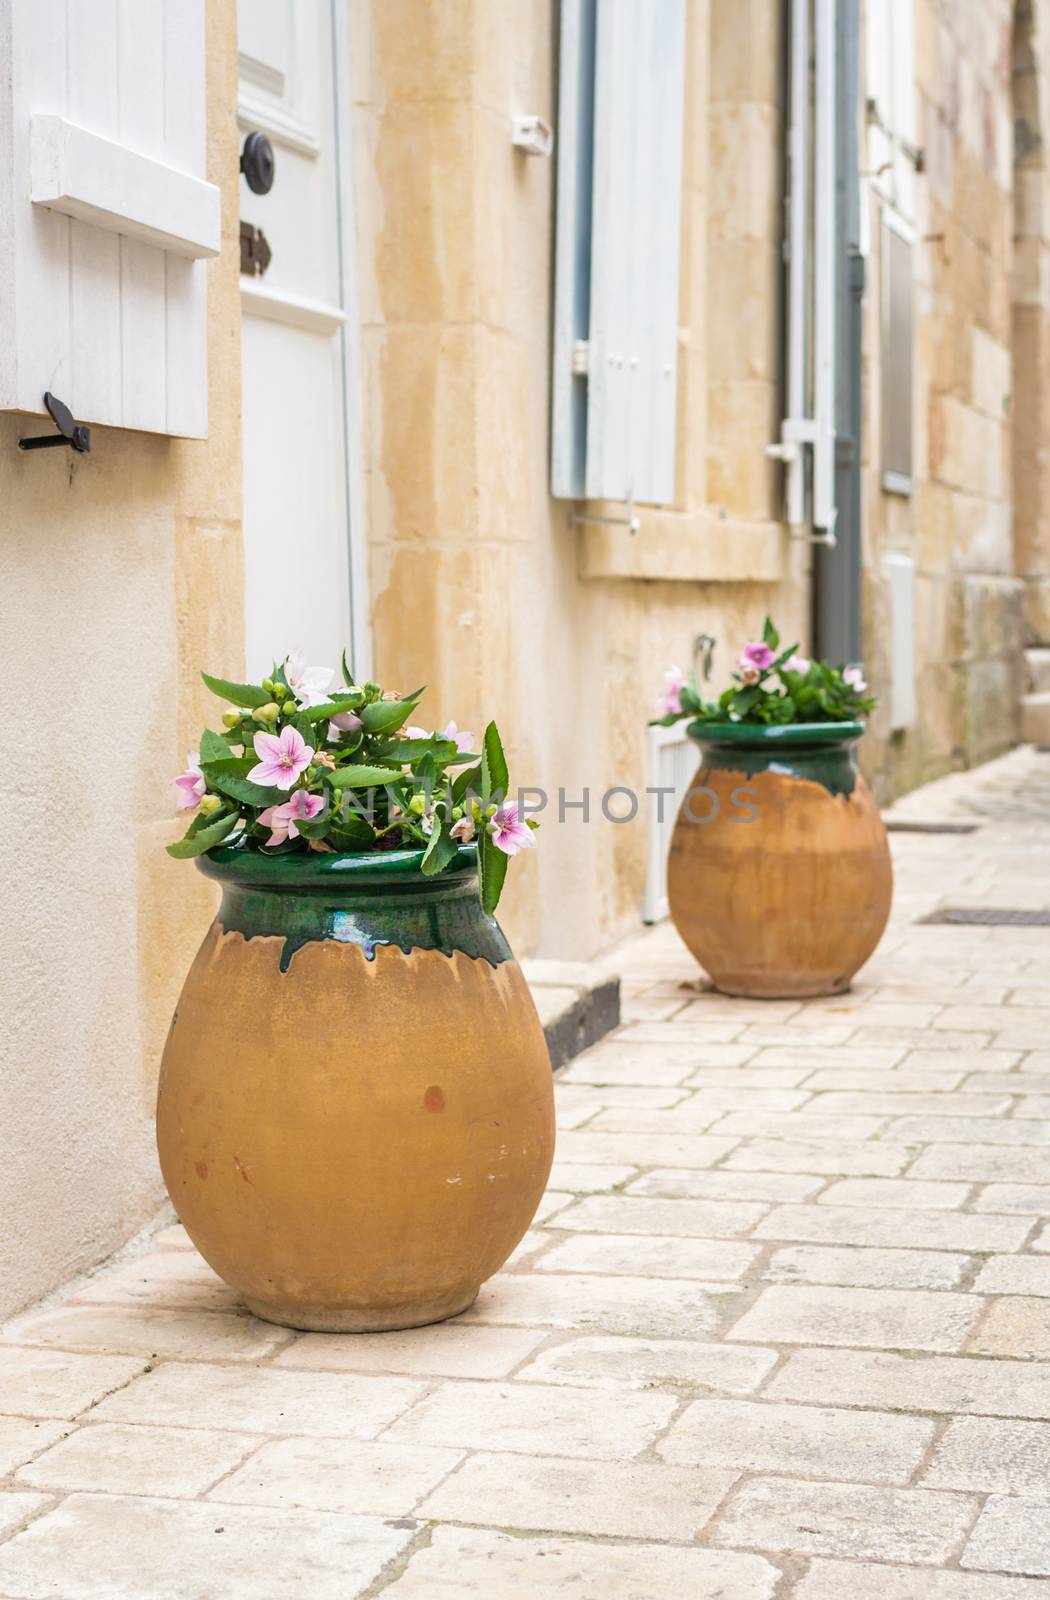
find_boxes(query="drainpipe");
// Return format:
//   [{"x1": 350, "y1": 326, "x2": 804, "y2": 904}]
[
  {"x1": 769, "y1": 0, "x2": 839, "y2": 551},
  {"x1": 814, "y1": 0, "x2": 863, "y2": 666}
]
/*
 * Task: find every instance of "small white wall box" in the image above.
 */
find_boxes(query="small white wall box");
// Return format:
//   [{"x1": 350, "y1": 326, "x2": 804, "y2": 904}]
[
  {"x1": 0, "y1": 0, "x2": 219, "y2": 438},
  {"x1": 512, "y1": 116, "x2": 554, "y2": 157},
  {"x1": 643, "y1": 722, "x2": 696, "y2": 923},
  {"x1": 882, "y1": 551, "x2": 917, "y2": 731}
]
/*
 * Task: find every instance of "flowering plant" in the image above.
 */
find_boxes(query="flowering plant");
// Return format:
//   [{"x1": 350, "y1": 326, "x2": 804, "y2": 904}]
[
  {"x1": 168, "y1": 649, "x2": 535, "y2": 914},
  {"x1": 653, "y1": 617, "x2": 876, "y2": 729}
]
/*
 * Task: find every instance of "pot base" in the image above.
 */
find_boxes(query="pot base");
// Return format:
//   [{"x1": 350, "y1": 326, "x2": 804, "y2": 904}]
[
  {"x1": 243, "y1": 1283, "x2": 480, "y2": 1334},
  {"x1": 709, "y1": 974, "x2": 854, "y2": 1000}
]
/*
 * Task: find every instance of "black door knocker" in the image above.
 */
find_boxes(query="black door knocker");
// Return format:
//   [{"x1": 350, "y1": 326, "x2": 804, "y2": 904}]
[{"x1": 240, "y1": 131, "x2": 275, "y2": 195}]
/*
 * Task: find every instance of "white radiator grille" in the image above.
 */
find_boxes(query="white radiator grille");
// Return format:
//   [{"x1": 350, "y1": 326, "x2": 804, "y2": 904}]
[{"x1": 643, "y1": 724, "x2": 696, "y2": 923}]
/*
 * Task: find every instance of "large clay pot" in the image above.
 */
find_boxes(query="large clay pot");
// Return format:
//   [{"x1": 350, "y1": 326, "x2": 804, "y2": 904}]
[
  {"x1": 667, "y1": 722, "x2": 892, "y2": 999},
  {"x1": 157, "y1": 844, "x2": 554, "y2": 1332}
]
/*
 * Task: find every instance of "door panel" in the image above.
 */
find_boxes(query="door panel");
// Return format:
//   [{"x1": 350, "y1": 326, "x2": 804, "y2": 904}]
[{"x1": 238, "y1": 0, "x2": 355, "y2": 679}]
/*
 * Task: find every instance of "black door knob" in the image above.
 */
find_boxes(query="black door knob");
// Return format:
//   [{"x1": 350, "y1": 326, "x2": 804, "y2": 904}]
[{"x1": 240, "y1": 132, "x2": 275, "y2": 195}]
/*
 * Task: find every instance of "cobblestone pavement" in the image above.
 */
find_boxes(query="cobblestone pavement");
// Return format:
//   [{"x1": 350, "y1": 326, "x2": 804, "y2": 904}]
[{"x1": 4, "y1": 748, "x2": 1050, "y2": 1596}]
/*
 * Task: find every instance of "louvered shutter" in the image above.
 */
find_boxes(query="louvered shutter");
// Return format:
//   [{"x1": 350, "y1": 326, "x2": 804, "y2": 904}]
[
  {"x1": 0, "y1": 0, "x2": 219, "y2": 437},
  {"x1": 551, "y1": 0, "x2": 687, "y2": 506}
]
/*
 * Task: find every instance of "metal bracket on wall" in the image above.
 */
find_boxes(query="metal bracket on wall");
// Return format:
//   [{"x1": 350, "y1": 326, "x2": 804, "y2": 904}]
[
  {"x1": 17, "y1": 392, "x2": 91, "y2": 454},
  {"x1": 569, "y1": 498, "x2": 641, "y2": 535}
]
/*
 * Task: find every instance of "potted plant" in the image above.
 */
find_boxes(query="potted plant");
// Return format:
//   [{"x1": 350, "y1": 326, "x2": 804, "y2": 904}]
[
  {"x1": 159, "y1": 650, "x2": 553, "y2": 1332},
  {"x1": 652, "y1": 620, "x2": 892, "y2": 998}
]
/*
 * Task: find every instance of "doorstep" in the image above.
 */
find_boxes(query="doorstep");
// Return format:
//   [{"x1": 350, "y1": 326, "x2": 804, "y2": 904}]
[{"x1": 521, "y1": 959, "x2": 621, "y2": 1070}]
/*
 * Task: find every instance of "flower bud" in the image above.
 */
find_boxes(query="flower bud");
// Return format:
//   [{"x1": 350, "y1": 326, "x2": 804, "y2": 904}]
[
  {"x1": 306, "y1": 766, "x2": 317, "y2": 782},
  {"x1": 221, "y1": 710, "x2": 240, "y2": 729},
  {"x1": 198, "y1": 793, "x2": 222, "y2": 816},
  {"x1": 253, "y1": 702, "x2": 281, "y2": 725},
  {"x1": 273, "y1": 683, "x2": 288, "y2": 701},
  {"x1": 451, "y1": 805, "x2": 464, "y2": 821},
  {"x1": 408, "y1": 794, "x2": 427, "y2": 816},
  {"x1": 261, "y1": 678, "x2": 274, "y2": 694}
]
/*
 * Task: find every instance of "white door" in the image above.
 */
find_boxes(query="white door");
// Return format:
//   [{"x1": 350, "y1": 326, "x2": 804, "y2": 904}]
[{"x1": 237, "y1": 0, "x2": 366, "y2": 681}]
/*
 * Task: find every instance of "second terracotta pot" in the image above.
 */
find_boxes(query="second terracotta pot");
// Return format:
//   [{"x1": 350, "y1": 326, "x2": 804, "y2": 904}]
[{"x1": 667, "y1": 721, "x2": 892, "y2": 998}]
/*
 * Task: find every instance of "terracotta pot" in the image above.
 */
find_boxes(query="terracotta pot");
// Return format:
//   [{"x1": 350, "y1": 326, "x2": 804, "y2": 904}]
[
  {"x1": 667, "y1": 721, "x2": 892, "y2": 999},
  {"x1": 157, "y1": 844, "x2": 554, "y2": 1332}
]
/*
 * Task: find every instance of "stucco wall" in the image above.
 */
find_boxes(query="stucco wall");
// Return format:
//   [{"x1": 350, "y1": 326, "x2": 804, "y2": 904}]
[
  {"x1": 0, "y1": 1, "x2": 243, "y2": 1318},
  {"x1": 353, "y1": 0, "x2": 807, "y2": 959}
]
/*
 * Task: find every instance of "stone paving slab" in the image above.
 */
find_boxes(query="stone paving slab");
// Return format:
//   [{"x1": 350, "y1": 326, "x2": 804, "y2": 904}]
[{"x1": 4, "y1": 746, "x2": 1050, "y2": 1593}]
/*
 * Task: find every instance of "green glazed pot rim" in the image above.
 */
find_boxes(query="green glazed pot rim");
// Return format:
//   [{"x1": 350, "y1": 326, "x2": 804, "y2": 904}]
[
  {"x1": 686, "y1": 720, "x2": 865, "y2": 749},
  {"x1": 198, "y1": 840, "x2": 479, "y2": 890}
]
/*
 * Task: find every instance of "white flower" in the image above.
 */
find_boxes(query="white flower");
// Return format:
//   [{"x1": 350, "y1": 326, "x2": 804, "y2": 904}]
[
  {"x1": 284, "y1": 648, "x2": 334, "y2": 708},
  {"x1": 843, "y1": 665, "x2": 868, "y2": 693}
]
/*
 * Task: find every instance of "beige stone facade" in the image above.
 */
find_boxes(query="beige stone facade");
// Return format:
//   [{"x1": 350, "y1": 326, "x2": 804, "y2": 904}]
[{"x1": 5, "y1": 0, "x2": 1050, "y2": 1316}]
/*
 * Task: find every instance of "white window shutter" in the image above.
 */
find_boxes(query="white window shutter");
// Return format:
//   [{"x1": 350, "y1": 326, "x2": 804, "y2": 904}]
[
  {"x1": 551, "y1": 0, "x2": 686, "y2": 506},
  {"x1": 0, "y1": 0, "x2": 218, "y2": 438},
  {"x1": 866, "y1": 0, "x2": 916, "y2": 221}
]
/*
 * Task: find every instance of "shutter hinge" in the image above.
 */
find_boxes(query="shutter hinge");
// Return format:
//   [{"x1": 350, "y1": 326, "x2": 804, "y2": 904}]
[
  {"x1": 570, "y1": 339, "x2": 589, "y2": 376},
  {"x1": 239, "y1": 220, "x2": 272, "y2": 278}
]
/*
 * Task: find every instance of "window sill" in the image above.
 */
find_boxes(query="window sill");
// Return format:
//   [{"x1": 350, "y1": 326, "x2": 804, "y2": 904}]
[{"x1": 575, "y1": 507, "x2": 787, "y2": 583}]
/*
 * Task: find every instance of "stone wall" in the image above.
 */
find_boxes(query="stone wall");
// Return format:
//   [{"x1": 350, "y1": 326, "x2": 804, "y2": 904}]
[
  {"x1": 863, "y1": 0, "x2": 1050, "y2": 796},
  {"x1": 0, "y1": 1, "x2": 243, "y2": 1318},
  {"x1": 353, "y1": 0, "x2": 807, "y2": 958}
]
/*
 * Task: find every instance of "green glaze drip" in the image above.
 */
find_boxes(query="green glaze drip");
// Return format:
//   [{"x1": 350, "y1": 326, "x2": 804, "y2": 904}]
[
  {"x1": 197, "y1": 843, "x2": 511, "y2": 970},
  {"x1": 685, "y1": 721, "x2": 865, "y2": 798}
]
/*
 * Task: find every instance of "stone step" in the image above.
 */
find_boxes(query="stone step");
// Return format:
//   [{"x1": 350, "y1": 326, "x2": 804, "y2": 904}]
[
  {"x1": 1021, "y1": 690, "x2": 1050, "y2": 744},
  {"x1": 522, "y1": 958, "x2": 621, "y2": 1071}
]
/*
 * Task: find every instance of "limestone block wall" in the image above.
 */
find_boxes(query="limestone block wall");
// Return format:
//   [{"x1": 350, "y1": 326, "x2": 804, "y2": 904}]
[
  {"x1": 0, "y1": 2, "x2": 244, "y2": 1318},
  {"x1": 353, "y1": 0, "x2": 806, "y2": 958},
  {"x1": 864, "y1": 0, "x2": 1050, "y2": 795}
]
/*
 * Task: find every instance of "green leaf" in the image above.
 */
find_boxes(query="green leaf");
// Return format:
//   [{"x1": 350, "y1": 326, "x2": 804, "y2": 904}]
[
  {"x1": 300, "y1": 695, "x2": 365, "y2": 723},
  {"x1": 761, "y1": 616, "x2": 780, "y2": 650},
  {"x1": 201, "y1": 671, "x2": 269, "y2": 709},
  {"x1": 293, "y1": 805, "x2": 331, "y2": 839},
  {"x1": 360, "y1": 699, "x2": 416, "y2": 735},
  {"x1": 327, "y1": 813, "x2": 374, "y2": 848},
  {"x1": 372, "y1": 736, "x2": 458, "y2": 765},
  {"x1": 478, "y1": 830, "x2": 509, "y2": 915},
  {"x1": 452, "y1": 762, "x2": 482, "y2": 804},
  {"x1": 420, "y1": 818, "x2": 458, "y2": 877},
  {"x1": 199, "y1": 757, "x2": 283, "y2": 807},
  {"x1": 341, "y1": 649, "x2": 356, "y2": 688},
  {"x1": 199, "y1": 728, "x2": 235, "y2": 764},
  {"x1": 771, "y1": 642, "x2": 799, "y2": 672},
  {"x1": 481, "y1": 722, "x2": 509, "y2": 804},
  {"x1": 166, "y1": 811, "x2": 241, "y2": 858},
  {"x1": 286, "y1": 711, "x2": 315, "y2": 747},
  {"x1": 327, "y1": 764, "x2": 410, "y2": 790}
]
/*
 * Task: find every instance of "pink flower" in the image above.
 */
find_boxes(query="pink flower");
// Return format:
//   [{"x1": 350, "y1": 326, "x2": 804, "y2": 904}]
[
  {"x1": 740, "y1": 642, "x2": 775, "y2": 672},
  {"x1": 489, "y1": 801, "x2": 535, "y2": 857},
  {"x1": 405, "y1": 721, "x2": 476, "y2": 760},
  {"x1": 655, "y1": 667, "x2": 686, "y2": 717},
  {"x1": 257, "y1": 789, "x2": 325, "y2": 848},
  {"x1": 247, "y1": 725, "x2": 314, "y2": 790},
  {"x1": 450, "y1": 814, "x2": 475, "y2": 843},
  {"x1": 442, "y1": 721, "x2": 476, "y2": 759},
  {"x1": 843, "y1": 665, "x2": 868, "y2": 693},
  {"x1": 328, "y1": 709, "x2": 363, "y2": 737},
  {"x1": 784, "y1": 654, "x2": 810, "y2": 675},
  {"x1": 739, "y1": 664, "x2": 761, "y2": 686},
  {"x1": 284, "y1": 649, "x2": 334, "y2": 707},
  {"x1": 174, "y1": 751, "x2": 206, "y2": 810}
]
